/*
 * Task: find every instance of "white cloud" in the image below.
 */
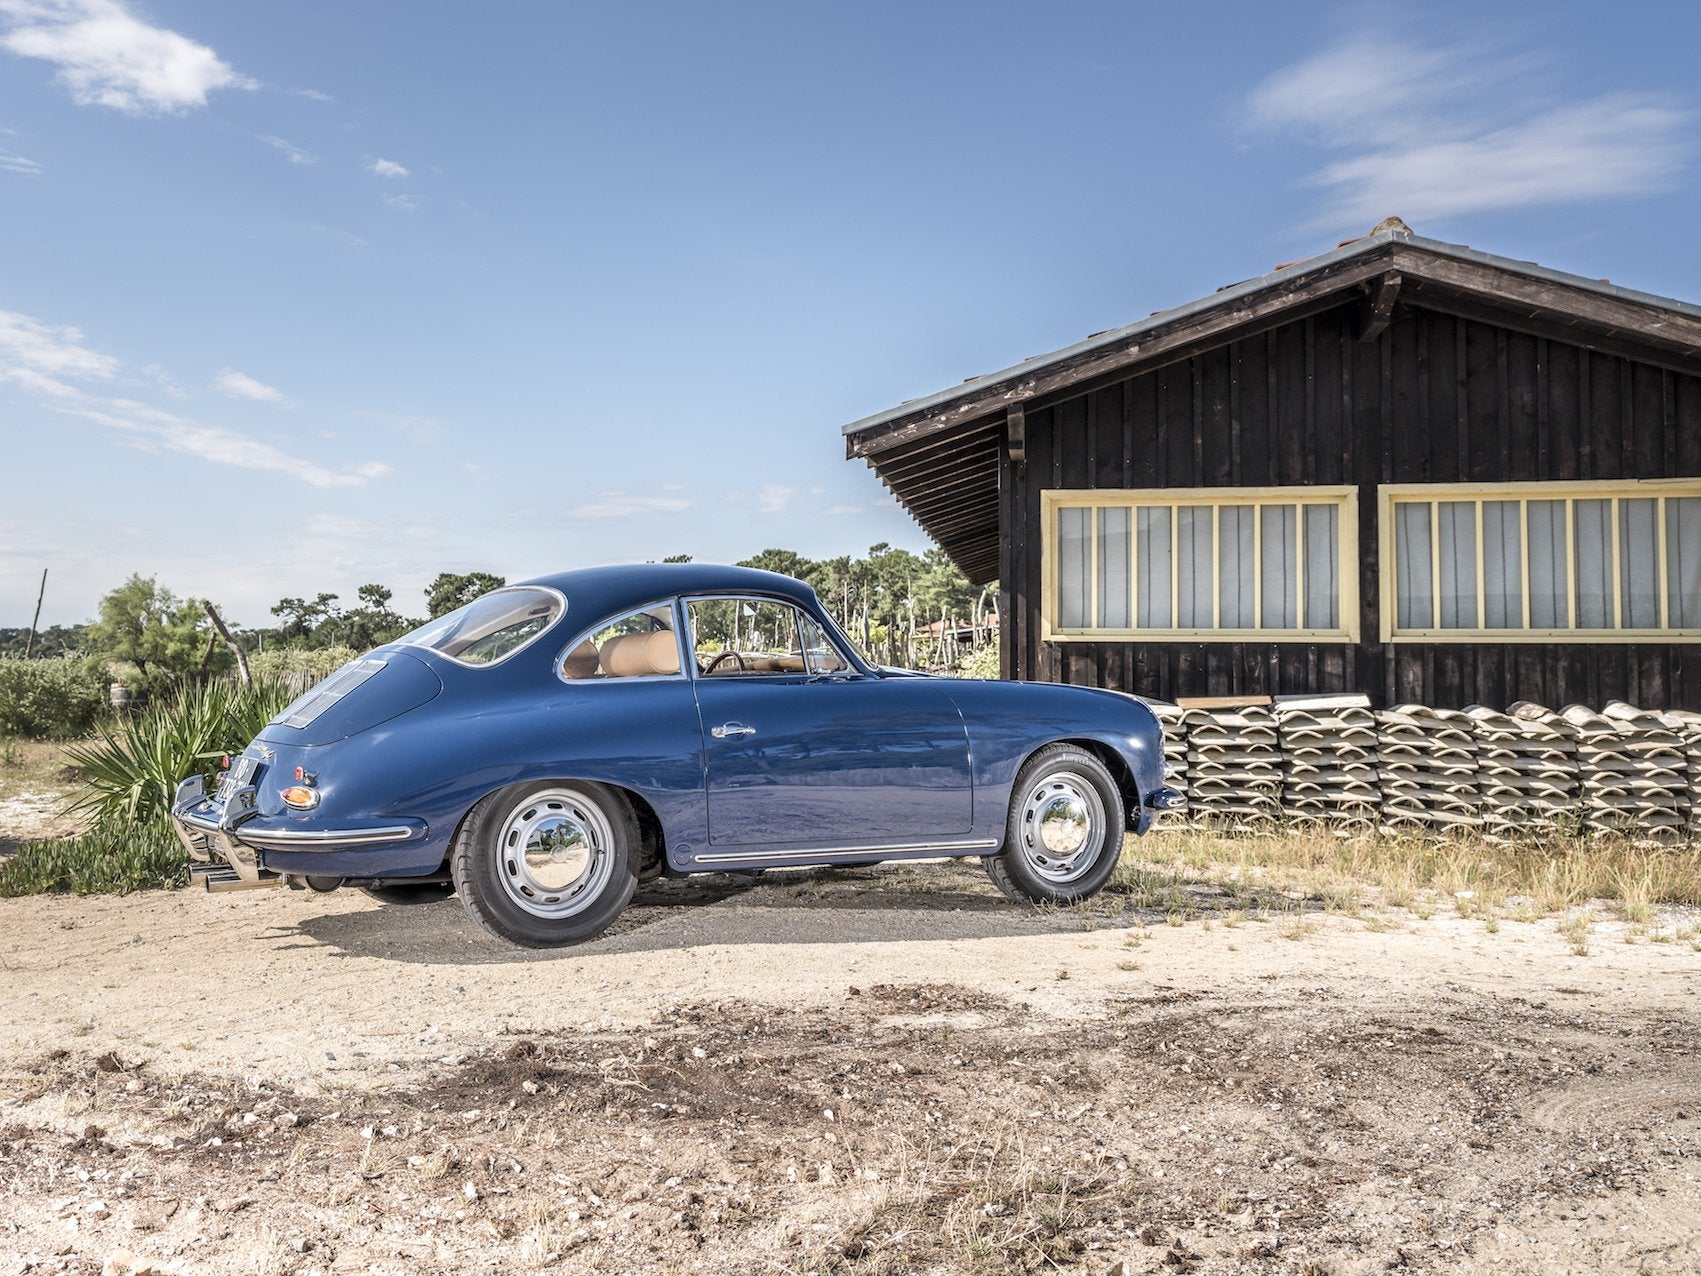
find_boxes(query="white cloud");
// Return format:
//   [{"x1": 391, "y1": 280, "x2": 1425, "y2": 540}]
[
  {"x1": 382, "y1": 192, "x2": 417, "y2": 212},
  {"x1": 756, "y1": 483, "x2": 794, "y2": 514},
  {"x1": 0, "y1": 308, "x2": 118, "y2": 378},
  {"x1": 0, "y1": 0, "x2": 255, "y2": 114},
  {"x1": 213, "y1": 368, "x2": 286, "y2": 403},
  {"x1": 289, "y1": 86, "x2": 333, "y2": 103},
  {"x1": 257, "y1": 134, "x2": 316, "y2": 165},
  {"x1": 1247, "y1": 33, "x2": 1691, "y2": 228},
  {"x1": 370, "y1": 157, "x2": 408, "y2": 178},
  {"x1": 569, "y1": 492, "x2": 692, "y2": 520},
  {"x1": 0, "y1": 304, "x2": 388, "y2": 488},
  {"x1": 0, "y1": 147, "x2": 41, "y2": 175}
]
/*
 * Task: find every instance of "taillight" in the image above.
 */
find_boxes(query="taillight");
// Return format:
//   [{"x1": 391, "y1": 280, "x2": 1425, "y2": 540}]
[{"x1": 280, "y1": 786, "x2": 320, "y2": 810}]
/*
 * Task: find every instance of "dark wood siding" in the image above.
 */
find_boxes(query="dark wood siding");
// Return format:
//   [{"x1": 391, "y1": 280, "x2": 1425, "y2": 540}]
[{"x1": 1002, "y1": 300, "x2": 1701, "y2": 710}]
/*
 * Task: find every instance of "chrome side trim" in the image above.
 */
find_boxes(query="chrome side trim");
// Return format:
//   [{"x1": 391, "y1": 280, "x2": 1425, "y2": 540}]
[
  {"x1": 240, "y1": 825, "x2": 418, "y2": 849},
  {"x1": 694, "y1": 837, "x2": 998, "y2": 865}
]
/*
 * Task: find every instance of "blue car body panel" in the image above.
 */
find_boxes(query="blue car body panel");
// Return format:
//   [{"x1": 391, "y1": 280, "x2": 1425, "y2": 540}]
[{"x1": 173, "y1": 563, "x2": 1168, "y2": 884}]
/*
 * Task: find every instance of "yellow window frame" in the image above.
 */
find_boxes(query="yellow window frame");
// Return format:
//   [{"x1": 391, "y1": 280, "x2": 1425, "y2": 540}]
[
  {"x1": 1041, "y1": 486, "x2": 1360, "y2": 644},
  {"x1": 1377, "y1": 479, "x2": 1701, "y2": 643}
]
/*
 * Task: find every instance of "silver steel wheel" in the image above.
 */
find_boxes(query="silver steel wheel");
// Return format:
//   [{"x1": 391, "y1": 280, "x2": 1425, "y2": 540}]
[
  {"x1": 495, "y1": 788, "x2": 616, "y2": 920},
  {"x1": 1015, "y1": 770, "x2": 1107, "y2": 884}
]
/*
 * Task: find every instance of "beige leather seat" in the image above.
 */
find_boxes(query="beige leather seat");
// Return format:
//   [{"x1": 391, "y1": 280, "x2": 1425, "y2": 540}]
[{"x1": 597, "y1": 631, "x2": 681, "y2": 678}]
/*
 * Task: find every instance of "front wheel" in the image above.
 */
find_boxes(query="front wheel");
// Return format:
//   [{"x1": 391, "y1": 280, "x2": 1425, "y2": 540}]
[
  {"x1": 451, "y1": 781, "x2": 639, "y2": 947},
  {"x1": 985, "y1": 744, "x2": 1125, "y2": 905}
]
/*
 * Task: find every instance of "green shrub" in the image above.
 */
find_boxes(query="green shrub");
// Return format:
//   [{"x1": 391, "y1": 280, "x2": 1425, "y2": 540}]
[
  {"x1": 247, "y1": 646, "x2": 357, "y2": 688},
  {"x1": 0, "y1": 818, "x2": 188, "y2": 896},
  {"x1": 0, "y1": 655, "x2": 109, "y2": 739},
  {"x1": 63, "y1": 677, "x2": 295, "y2": 827},
  {"x1": 954, "y1": 643, "x2": 1001, "y2": 680}
]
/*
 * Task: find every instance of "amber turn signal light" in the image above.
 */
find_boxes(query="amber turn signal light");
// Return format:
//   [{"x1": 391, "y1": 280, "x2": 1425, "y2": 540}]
[{"x1": 280, "y1": 785, "x2": 320, "y2": 810}]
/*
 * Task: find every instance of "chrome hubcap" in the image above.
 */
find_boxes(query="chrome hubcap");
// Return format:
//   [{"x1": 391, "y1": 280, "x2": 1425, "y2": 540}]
[
  {"x1": 1018, "y1": 772, "x2": 1105, "y2": 883},
  {"x1": 496, "y1": 789, "x2": 614, "y2": 919}
]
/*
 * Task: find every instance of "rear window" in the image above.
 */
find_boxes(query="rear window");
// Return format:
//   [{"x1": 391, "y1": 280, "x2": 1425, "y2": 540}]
[{"x1": 399, "y1": 587, "x2": 563, "y2": 666}]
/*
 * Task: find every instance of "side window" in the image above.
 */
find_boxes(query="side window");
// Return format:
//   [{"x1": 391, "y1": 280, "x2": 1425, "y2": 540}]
[
  {"x1": 560, "y1": 604, "x2": 682, "y2": 680},
  {"x1": 688, "y1": 598, "x2": 806, "y2": 676},
  {"x1": 798, "y1": 613, "x2": 849, "y2": 674}
]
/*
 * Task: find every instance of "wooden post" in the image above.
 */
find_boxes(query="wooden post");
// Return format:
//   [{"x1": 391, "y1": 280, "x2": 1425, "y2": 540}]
[
  {"x1": 203, "y1": 601, "x2": 252, "y2": 687},
  {"x1": 22, "y1": 568, "x2": 45, "y2": 658}
]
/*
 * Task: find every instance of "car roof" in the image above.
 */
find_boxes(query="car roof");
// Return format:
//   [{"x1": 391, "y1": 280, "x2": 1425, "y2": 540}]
[{"x1": 514, "y1": 562, "x2": 819, "y2": 623}]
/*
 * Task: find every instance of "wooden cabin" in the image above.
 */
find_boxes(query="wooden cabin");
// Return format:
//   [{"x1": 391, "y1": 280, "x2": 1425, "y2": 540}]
[{"x1": 842, "y1": 225, "x2": 1701, "y2": 710}]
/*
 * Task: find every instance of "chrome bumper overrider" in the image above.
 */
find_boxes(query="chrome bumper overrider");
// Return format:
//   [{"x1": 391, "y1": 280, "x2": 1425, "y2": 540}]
[
  {"x1": 1146, "y1": 786, "x2": 1186, "y2": 812},
  {"x1": 168, "y1": 775, "x2": 419, "y2": 884}
]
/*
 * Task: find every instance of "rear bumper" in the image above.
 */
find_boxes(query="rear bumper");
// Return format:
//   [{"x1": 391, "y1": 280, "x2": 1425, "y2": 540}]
[{"x1": 169, "y1": 775, "x2": 426, "y2": 883}]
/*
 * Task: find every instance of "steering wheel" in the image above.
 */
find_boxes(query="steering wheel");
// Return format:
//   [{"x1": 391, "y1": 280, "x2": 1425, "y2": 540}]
[{"x1": 702, "y1": 651, "x2": 747, "y2": 675}]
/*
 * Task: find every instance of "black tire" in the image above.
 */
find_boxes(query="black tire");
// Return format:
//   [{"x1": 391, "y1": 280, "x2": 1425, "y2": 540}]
[
  {"x1": 361, "y1": 882, "x2": 454, "y2": 905},
  {"x1": 985, "y1": 744, "x2": 1125, "y2": 905},
  {"x1": 451, "y1": 781, "x2": 639, "y2": 947}
]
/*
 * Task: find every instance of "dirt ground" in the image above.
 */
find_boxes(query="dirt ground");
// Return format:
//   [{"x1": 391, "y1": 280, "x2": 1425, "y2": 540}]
[{"x1": 0, "y1": 845, "x2": 1697, "y2": 1276}]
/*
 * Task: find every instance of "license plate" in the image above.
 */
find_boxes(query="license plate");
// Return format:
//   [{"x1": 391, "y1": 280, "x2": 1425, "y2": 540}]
[{"x1": 216, "y1": 754, "x2": 260, "y2": 802}]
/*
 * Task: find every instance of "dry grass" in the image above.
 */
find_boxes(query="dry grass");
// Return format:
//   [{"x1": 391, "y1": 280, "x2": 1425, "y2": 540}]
[{"x1": 1113, "y1": 825, "x2": 1701, "y2": 927}]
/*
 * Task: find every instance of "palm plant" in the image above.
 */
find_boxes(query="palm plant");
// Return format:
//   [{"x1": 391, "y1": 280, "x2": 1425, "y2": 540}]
[{"x1": 64, "y1": 677, "x2": 295, "y2": 827}]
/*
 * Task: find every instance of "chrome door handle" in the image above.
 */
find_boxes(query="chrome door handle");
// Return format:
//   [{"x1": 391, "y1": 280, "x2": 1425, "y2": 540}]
[{"x1": 711, "y1": 722, "x2": 756, "y2": 739}]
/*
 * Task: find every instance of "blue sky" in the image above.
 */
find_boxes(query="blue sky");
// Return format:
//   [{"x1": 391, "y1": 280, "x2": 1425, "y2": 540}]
[{"x1": 2, "y1": 0, "x2": 1698, "y2": 629}]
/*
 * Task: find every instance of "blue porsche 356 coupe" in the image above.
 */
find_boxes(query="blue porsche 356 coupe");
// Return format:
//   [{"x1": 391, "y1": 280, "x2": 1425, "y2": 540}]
[{"x1": 170, "y1": 563, "x2": 1177, "y2": 947}]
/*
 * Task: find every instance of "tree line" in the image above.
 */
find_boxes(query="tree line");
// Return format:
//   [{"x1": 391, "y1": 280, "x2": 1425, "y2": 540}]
[{"x1": 8, "y1": 549, "x2": 997, "y2": 695}]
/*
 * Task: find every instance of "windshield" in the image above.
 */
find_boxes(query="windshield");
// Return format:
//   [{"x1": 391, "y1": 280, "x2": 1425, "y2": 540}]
[{"x1": 399, "y1": 587, "x2": 563, "y2": 666}]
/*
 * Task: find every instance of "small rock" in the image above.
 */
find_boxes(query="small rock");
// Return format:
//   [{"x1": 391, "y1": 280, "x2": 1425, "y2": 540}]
[{"x1": 463, "y1": 1181, "x2": 479, "y2": 1202}]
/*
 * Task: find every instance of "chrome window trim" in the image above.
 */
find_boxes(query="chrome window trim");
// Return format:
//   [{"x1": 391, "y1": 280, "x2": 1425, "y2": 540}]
[
  {"x1": 551, "y1": 597, "x2": 691, "y2": 686},
  {"x1": 396, "y1": 585, "x2": 569, "y2": 670}
]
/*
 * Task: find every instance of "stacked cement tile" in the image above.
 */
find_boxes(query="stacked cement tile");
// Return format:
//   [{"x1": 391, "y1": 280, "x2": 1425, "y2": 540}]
[
  {"x1": 1466, "y1": 702, "x2": 1581, "y2": 843},
  {"x1": 1566, "y1": 702, "x2": 1689, "y2": 846},
  {"x1": 1145, "y1": 701, "x2": 1192, "y2": 830},
  {"x1": 1375, "y1": 704, "x2": 1480, "y2": 835},
  {"x1": 1272, "y1": 693, "x2": 1380, "y2": 833},
  {"x1": 1661, "y1": 707, "x2": 1701, "y2": 843},
  {"x1": 1182, "y1": 704, "x2": 1281, "y2": 832}
]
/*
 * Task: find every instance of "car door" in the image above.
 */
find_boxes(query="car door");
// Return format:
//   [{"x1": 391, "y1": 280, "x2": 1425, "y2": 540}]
[{"x1": 686, "y1": 596, "x2": 976, "y2": 857}]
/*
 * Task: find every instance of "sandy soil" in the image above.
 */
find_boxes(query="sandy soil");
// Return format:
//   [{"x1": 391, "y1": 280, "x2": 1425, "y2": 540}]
[{"x1": 1, "y1": 854, "x2": 1698, "y2": 1275}]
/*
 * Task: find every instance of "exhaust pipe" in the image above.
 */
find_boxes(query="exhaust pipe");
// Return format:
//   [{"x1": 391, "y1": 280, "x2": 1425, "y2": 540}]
[{"x1": 191, "y1": 864, "x2": 280, "y2": 893}]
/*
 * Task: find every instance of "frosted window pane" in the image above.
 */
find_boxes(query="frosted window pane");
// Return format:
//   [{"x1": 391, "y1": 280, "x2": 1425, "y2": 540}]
[
  {"x1": 1304, "y1": 504, "x2": 1339, "y2": 630},
  {"x1": 1218, "y1": 506, "x2": 1255, "y2": 628},
  {"x1": 1260, "y1": 505, "x2": 1297, "y2": 629},
  {"x1": 1483, "y1": 501, "x2": 1523, "y2": 629},
  {"x1": 1528, "y1": 501, "x2": 1567, "y2": 629},
  {"x1": 1620, "y1": 499, "x2": 1659, "y2": 628},
  {"x1": 1097, "y1": 507, "x2": 1130, "y2": 629},
  {"x1": 1575, "y1": 500, "x2": 1611, "y2": 628},
  {"x1": 1057, "y1": 507, "x2": 1089, "y2": 629},
  {"x1": 1667, "y1": 498, "x2": 1701, "y2": 629},
  {"x1": 1437, "y1": 502, "x2": 1478, "y2": 629},
  {"x1": 1177, "y1": 507, "x2": 1213, "y2": 627},
  {"x1": 1137, "y1": 506, "x2": 1172, "y2": 628},
  {"x1": 1395, "y1": 503, "x2": 1433, "y2": 629}
]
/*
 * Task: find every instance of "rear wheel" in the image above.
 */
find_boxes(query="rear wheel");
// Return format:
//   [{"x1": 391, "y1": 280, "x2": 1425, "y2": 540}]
[
  {"x1": 985, "y1": 744, "x2": 1125, "y2": 905},
  {"x1": 451, "y1": 781, "x2": 639, "y2": 947}
]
